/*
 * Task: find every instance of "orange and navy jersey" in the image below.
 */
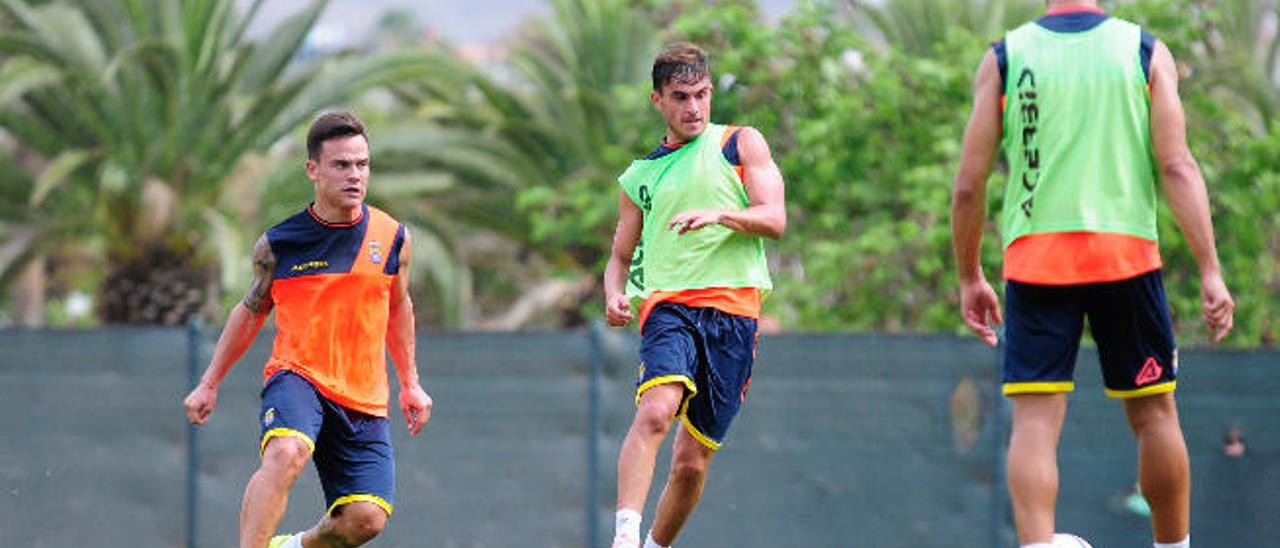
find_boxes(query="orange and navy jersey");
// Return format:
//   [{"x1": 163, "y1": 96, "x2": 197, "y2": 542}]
[
  {"x1": 991, "y1": 6, "x2": 1163, "y2": 285},
  {"x1": 262, "y1": 204, "x2": 405, "y2": 417},
  {"x1": 637, "y1": 126, "x2": 762, "y2": 328}
]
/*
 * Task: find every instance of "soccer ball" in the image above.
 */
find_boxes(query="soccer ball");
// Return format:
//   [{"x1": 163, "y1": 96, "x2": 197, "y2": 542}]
[{"x1": 1052, "y1": 533, "x2": 1094, "y2": 547}]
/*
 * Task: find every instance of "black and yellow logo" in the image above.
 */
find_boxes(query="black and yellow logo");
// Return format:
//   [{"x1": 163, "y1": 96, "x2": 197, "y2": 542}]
[{"x1": 290, "y1": 260, "x2": 329, "y2": 272}]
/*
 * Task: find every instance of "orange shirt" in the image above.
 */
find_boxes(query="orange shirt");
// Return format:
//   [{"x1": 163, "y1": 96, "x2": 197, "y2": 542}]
[
  {"x1": 1004, "y1": 232, "x2": 1162, "y2": 285},
  {"x1": 263, "y1": 205, "x2": 405, "y2": 417}
]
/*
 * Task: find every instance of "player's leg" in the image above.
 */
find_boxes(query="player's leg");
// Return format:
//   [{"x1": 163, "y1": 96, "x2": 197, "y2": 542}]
[
  {"x1": 1002, "y1": 280, "x2": 1085, "y2": 546},
  {"x1": 616, "y1": 382, "x2": 685, "y2": 546},
  {"x1": 301, "y1": 501, "x2": 388, "y2": 548},
  {"x1": 243, "y1": 372, "x2": 324, "y2": 548},
  {"x1": 1087, "y1": 270, "x2": 1185, "y2": 545},
  {"x1": 296, "y1": 400, "x2": 395, "y2": 547},
  {"x1": 242, "y1": 436, "x2": 312, "y2": 548},
  {"x1": 616, "y1": 303, "x2": 700, "y2": 548},
  {"x1": 648, "y1": 425, "x2": 715, "y2": 546},
  {"x1": 648, "y1": 306, "x2": 756, "y2": 547},
  {"x1": 1007, "y1": 393, "x2": 1068, "y2": 545},
  {"x1": 1123, "y1": 393, "x2": 1189, "y2": 544}
]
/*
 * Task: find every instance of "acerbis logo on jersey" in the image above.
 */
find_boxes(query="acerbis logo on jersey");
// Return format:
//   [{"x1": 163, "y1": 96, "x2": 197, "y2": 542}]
[
  {"x1": 263, "y1": 407, "x2": 276, "y2": 427},
  {"x1": 1135, "y1": 357, "x2": 1163, "y2": 387},
  {"x1": 291, "y1": 260, "x2": 330, "y2": 272},
  {"x1": 368, "y1": 240, "x2": 383, "y2": 265}
]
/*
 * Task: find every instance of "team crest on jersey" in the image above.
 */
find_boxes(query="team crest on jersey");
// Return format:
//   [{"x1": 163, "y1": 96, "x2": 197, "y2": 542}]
[
  {"x1": 263, "y1": 407, "x2": 276, "y2": 427},
  {"x1": 368, "y1": 240, "x2": 383, "y2": 264}
]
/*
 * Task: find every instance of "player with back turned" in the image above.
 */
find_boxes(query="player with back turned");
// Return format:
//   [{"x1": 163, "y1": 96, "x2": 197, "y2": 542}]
[{"x1": 951, "y1": 2, "x2": 1235, "y2": 547}]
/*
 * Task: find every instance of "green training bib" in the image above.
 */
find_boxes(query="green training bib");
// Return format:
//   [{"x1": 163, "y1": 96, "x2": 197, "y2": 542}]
[
  {"x1": 1001, "y1": 17, "x2": 1159, "y2": 248},
  {"x1": 617, "y1": 123, "x2": 772, "y2": 301}
]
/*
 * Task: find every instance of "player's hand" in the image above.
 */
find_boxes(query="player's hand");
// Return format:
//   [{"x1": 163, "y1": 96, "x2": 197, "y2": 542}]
[
  {"x1": 400, "y1": 383, "x2": 432, "y2": 436},
  {"x1": 668, "y1": 209, "x2": 723, "y2": 234},
  {"x1": 183, "y1": 383, "x2": 218, "y2": 425},
  {"x1": 605, "y1": 293, "x2": 633, "y2": 327},
  {"x1": 1201, "y1": 272, "x2": 1234, "y2": 344},
  {"x1": 960, "y1": 278, "x2": 1002, "y2": 347}
]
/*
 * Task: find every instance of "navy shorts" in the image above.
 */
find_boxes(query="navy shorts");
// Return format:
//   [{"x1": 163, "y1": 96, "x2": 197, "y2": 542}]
[
  {"x1": 1003, "y1": 269, "x2": 1178, "y2": 399},
  {"x1": 260, "y1": 371, "x2": 395, "y2": 516},
  {"x1": 637, "y1": 302, "x2": 758, "y2": 451}
]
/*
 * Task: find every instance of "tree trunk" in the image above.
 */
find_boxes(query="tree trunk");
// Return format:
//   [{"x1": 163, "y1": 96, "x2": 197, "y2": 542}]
[
  {"x1": 100, "y1": 244, "x2": 213, "y2": 325},
  {"x1": 11, "y1": 254, "x2": 45, "y2": 327}
]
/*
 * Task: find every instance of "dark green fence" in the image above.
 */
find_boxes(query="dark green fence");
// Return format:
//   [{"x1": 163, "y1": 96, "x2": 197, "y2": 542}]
[{"x1": 0, "y1": 326, "x2": 1274, "y2": 547}]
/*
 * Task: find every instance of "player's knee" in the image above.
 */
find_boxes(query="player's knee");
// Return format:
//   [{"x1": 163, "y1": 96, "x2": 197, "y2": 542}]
[
  {"x1": 669, "y1": 457, "x2": 708, "y2": 487},
  {"x1": 331, "y1": 503, "x2": 387, "y2": 546},
  {"x1": 633, "y1": 402, "x2": 677, "y2": 437},
  {"x1": 261, "y1": 437, "x2": 310, "y2": 478},
  {"x1": 1124, "y1": 393, "x2": 1179, "y2": 434}
]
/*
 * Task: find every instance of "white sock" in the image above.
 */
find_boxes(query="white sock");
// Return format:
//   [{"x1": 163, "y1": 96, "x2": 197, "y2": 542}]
[
  {"x1": 643, "y1": 531, "x2": 669, "y2": 548},
  {"x1": 1020, "y1": 544, "x2": 1052, "y2": 548},
  {"x1": 281, "y1": 533, "x2": 304, "y2": 548},
  {"x1": 615, "y1": 509, "x2": 641, "y2": 540},
  {"x1": 1154, "y1": 536, "x2": 1189, "y2": 548}
]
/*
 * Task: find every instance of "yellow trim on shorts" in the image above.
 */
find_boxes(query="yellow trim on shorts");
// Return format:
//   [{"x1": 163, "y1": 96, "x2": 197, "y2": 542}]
[
  {"x1": 1003, "y1": 381, "x2": 1075, "y2": 396},
  {"x1": 1105, "y1": 381, "x2": 1176, "y2": 399},
  {"x1": 635, "y1": 374, "x2": 697, "y2": 405},
  {"x1": 328, "y1": 494, "x2": 394, "y2": 517},
  {"x1": 680, "y1": 415, "x2": 722, "y2": 452},
  {"x1": 260, "y1": 428, "x2": 315, "y2": 456}
]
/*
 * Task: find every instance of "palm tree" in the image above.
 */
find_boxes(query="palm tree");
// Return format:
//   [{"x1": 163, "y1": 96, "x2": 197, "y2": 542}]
[
  {"x1": 861, "y1": 0, "x2": 1041, "y2": 55},
  {"x1": 0, "y1": 0, "x2": 447, "y2": 324},
  {"x1": 1189, "y1": 0, "x2": 1278, "y2": 132},
  {"x1": 380, "y1": 0, "x2": 660, "y2": 328}
]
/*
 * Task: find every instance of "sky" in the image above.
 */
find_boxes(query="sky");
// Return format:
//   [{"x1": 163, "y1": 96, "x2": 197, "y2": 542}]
[{"x1": 238, "y1": 0, "x2": 797, "y2": 48}]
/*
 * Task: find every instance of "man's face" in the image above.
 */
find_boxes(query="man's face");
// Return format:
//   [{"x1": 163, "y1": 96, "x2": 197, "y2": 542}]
[
  {"x1": 651, "y1": 75, "x2": 713, "y2": 143},
  {"x1": 305, "y1": 134, "x2": 370, "y2": 212}
]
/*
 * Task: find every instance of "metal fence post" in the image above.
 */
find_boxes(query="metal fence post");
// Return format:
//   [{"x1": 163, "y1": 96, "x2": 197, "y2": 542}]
[
  {"x1": 586, "y1": 321, "x2": 605, "y2": 548},
  {"x1": 186, "y1": 317, "x2": 202, "y2": 548}
]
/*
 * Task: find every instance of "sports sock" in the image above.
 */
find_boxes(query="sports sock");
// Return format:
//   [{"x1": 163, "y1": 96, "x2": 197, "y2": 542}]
[
  {"x1": 1154, "y1": 536, "x2": 1189, "y2": 548},
  {"x1": 1020, "y1": 544, "x2": 1052, "y2": 548},
  {"x1": 643, "y1": 531, "x2": 669, "y2": 548},
  {"x1": 281, "y1": 533, "x2": 304, "y2": 548},
  {"x1": 615, "y1": 509, "x2": 641, "y2": 540}
]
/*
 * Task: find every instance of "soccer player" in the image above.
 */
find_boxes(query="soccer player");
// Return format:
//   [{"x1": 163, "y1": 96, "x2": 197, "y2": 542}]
[
  {"x1": 950, "y1": 2, "x2": 1235, "y2": 548},
  {"x1": 603, "y1": 42, "x2": 786, "y2": 548},
  {"x1": 183, "y1": 111, "x2": 433, "y2": 548}
]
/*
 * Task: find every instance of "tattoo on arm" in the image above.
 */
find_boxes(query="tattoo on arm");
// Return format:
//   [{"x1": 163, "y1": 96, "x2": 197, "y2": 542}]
[{"x1": 242, "y1": 235, "x2": 276, "y2": 314}]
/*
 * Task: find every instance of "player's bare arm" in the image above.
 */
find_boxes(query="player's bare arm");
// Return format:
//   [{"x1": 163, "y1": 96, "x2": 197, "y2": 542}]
[
  {"x1": 387, "y1": 228, "x2": 432, "y2": 435},
  {"x1": 604, "y1": 191, "x2": 643, "y2": 327},
  {"x1": 951, "y1": 49, "x2": 1004, "y2": 347},
  {"x1": 667, "y1": 127, "x2": 786, "y2": 239},
  {"x1": 183, "y1": 234, "x2": 276, "y2": 424},
  {"x1": 1148, "y1": 40, "x2": 1234, "y2": 342}
]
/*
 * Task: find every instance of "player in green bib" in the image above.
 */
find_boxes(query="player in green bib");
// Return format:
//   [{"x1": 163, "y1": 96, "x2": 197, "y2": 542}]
[
  {"x1": 950, "y1": 2, "x2": 1235, "y2": 548},
  {"x1": 603, "y1": 43, "x2": 786, "y2": 548}
]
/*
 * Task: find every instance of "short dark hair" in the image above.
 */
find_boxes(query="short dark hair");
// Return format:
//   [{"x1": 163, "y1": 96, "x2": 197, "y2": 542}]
[
  {"x1": 306, "y1": 111, "x2": 367, "y2": 160},
  {"x1": 652, "y1": 42, "x2": 710, "y2": 91}
]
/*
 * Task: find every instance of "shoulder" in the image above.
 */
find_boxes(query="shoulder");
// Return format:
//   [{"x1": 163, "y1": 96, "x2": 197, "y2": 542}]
[
  {"x1": 251, "y1": 232, "x2": 276, "y2": 265},
  {"x1": 266, "y1": 207, "x2": 313, "y2": 242},
  {"x1": 366, "y1": 204, "x2": 401, "y2": 226},
  {"x1": 732, "y1": 126, "x2": 772, "y2": 161}
]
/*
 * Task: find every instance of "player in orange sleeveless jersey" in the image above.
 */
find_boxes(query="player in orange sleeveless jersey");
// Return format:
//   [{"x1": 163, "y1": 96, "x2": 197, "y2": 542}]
[{"x1": 183, "y1": 112, "x2": 432, "y2": 548}]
